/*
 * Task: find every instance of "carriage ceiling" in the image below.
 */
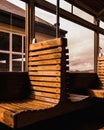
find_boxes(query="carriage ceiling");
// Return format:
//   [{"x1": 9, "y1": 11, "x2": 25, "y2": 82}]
[{"x1": 21, "y1": 0, "x2": 104, "y2": 22}]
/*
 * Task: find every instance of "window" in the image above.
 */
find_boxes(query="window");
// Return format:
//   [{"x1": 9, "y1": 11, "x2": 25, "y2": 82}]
[{"x1": 0, "y1": 31, "x2": 25, "y2": 72}]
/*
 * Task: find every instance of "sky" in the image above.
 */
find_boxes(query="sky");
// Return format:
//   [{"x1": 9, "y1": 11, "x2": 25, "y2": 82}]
[{"x1": 7, "y1": 0, "x2": 104, "y2": 72}]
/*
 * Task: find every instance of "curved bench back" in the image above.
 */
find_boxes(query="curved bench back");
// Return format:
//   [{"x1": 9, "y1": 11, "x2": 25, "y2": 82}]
[
  {"x1": 97, "y1": 56, "x2": 104, "y2": 89},
  {"x1": 28, "y1": 38, "x2": 67, "y2": 104}
]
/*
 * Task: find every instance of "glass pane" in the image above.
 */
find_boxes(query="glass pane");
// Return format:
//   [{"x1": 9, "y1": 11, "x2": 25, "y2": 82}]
[
  {"x1": 60, "y1": 0, "x2": 71, "y2": 12},
  {"x1": 35, "y1": 7, "x2": 56, "y2": 42},
  {"x1": 67, "y1": 22, "x2": 94, "y2": 72},
  {"x1": 12, "y1": 34, "x2": 22, "y2": 52},
  {"x1": 12, "y1": 55, "x2": 22, "y2": 71},
  {"x1": 73, "y1": 6, "x2": 93, "y2": 23},
  {"x1": 100, "y1": 21, "x2": 104, "y2": 29},
  {"x1": 0, "y1": 53, "x2": 9, "y2": 71},
  {"x1": 0, "y1": 31, "x2": 9, "y2": 50}
]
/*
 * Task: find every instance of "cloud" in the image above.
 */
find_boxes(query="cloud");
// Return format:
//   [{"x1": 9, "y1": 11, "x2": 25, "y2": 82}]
[
  {"x1": 70, "y1": 62, "x2": 93, "y2": 71},
  {"x1": 69, "y1": 38, "x2": 94, "y2": 71}
]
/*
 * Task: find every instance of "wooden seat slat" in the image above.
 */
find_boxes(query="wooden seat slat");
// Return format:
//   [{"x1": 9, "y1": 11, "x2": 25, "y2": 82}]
[
  {"x1": 29, "y1": 53, "x2": 61, "y2": 61},
  {"x1": 97, "y1": 62, "x2": 104, "y2": 65},
  {"x1": 31, "y1": 91, "x2": 60, "y2": 99},
  {"x1": 28, "y1": 65, "x2": 61, "y2": 71},
  {"x1": 29, "y1": 38, "x2": 62, "y2": 51},
  {"x1": 31, "y1": 94, "x2": 60, "y2": 103},
  {"x1": 32, "y1": 86, "x2": 61, "y2": 93},
  {"x1": 29, "y1": 76, "x2": 61, "y2": 82},
  {"x1": 31, "y1": 81, "x2": 60, "y2": 87},
  {"x1": 28, "y1": 98, "x2": 55, "y2": 106},
  {"x1": 29, "y1": 47, "x2": 62, "y2": 56},
  {"x1": 29, "y1": 71, "x2": 61, "y2": 76},
  {"x1": 29, "y1": 59, "x2": 61, "y2": 66},
  {"x1": 33, "y1": 95, "x2": 59, "y2": 104},
  {"x1": 97, "y1": 70, "x2": 104, "y2": 73}
]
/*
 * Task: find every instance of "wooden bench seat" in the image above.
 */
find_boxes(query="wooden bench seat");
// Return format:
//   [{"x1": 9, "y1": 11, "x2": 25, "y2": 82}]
[
  {"x1": 0, "y1": 38, "x2": 93, "y2": 128},
  {"x1": 0, "y1": 96, "x2": 92, "y2": 128},
  {"x1": 0, "y1": 98, "x2": 56, "y2": 128},
  {"x1": 0, "y1": 38, "x2": 67, "y2": 128},
  {"x1": 89, "y1": 56, "x2": 104, "y2": 98}
]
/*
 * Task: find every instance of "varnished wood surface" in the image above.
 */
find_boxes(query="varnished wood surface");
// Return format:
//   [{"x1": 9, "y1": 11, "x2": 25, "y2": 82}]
[
  {"x1": 0, "y1": 38, "x2": 96, "y2": 128},
  {"x1": 0, "y1": 38, "x2": 68, "y2": 128},
  {"x1": 90, "y1": 56, "x2": 104, "y2": 98},
  {"x1": 0, "y1": 100, "x2": 104, "y2": 130}
]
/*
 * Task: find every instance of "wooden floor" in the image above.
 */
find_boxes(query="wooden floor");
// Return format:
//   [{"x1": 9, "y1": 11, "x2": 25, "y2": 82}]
[{"x1": 0, "y1": 99, "x2": 104, "y2": 130}]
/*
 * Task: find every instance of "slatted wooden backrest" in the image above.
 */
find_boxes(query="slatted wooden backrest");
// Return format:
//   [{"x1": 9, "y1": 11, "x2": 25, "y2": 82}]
[
  {"x1": 88, "y1": 56, "x2": 104, "y2": 98},
  {"x1": 28, "y1": 38, "x2": 67, "y2": 105},
  {"x1": 97, "y1": 56, "x2": 104, "y2": 89}
]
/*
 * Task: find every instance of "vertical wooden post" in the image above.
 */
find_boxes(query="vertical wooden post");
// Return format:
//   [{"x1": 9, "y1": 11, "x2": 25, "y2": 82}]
[
  {"x1": 56, "y1": 0, "x2": 60, "y2": 38},
  {"x1": 25, "y1": 0, "x2": 35, "y2": 71},
  {"x1": 94, "y1": 17, "x2": 99, "y2": 73},
  {"x1": 71, "y1": 4, "x2": 73, "y2": 14}
]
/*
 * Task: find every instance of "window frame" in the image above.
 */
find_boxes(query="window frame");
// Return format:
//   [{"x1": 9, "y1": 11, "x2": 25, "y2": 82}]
[{"x1": 0, "y1": 29, "x2": 25, "y2": 72}]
